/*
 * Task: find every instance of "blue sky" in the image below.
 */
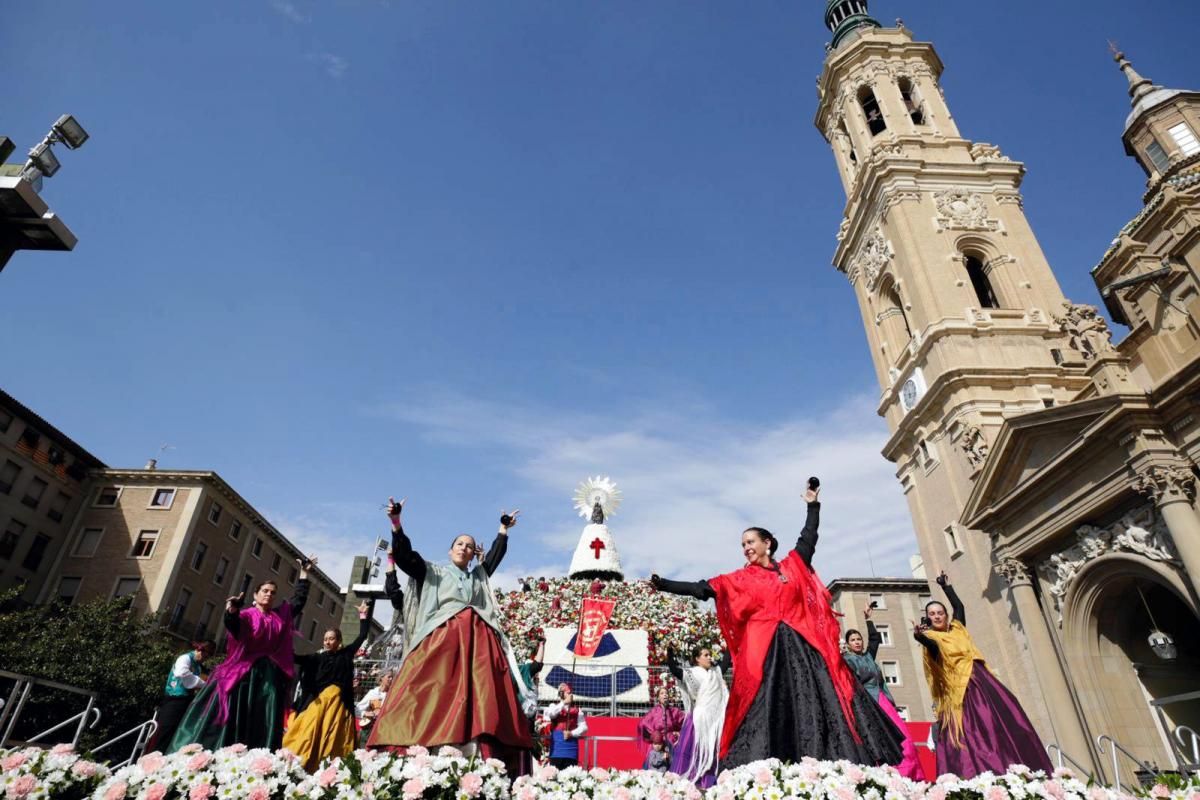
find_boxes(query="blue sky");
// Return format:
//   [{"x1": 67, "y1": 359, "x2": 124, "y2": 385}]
[{"x1": 2, "y1": 1, "x2": 1196, "y2": 595}]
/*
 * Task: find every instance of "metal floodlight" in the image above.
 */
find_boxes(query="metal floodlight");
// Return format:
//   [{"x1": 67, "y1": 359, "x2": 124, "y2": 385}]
[
  {"x1": 376, "y1": 537, "x2": 389, "y2": 551},
  {"x1": 28, "y1": 141, "x2": 60, "y2": 177},
  {"x1": 1148, "y1": 629, "x2": 1177, "y2": 661},
  {"x1": 51, "y1": 115, "x2": 89, "y2": 149}
]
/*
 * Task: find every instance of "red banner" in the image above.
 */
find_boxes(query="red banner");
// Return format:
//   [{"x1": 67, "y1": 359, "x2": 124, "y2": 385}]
[{"x1": 573, "y1": 596, "x2": 616, "y2": 657}]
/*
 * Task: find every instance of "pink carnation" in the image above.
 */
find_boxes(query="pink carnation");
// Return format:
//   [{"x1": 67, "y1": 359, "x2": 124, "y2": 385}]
[
  {"x1": 1150, "y1": 785, "x2": 1172, "y2": 799},
  {"x1": 754, "y1": 766, "x2": 774, "y2": 785},
  {"x1": 179, "y1": 743, "x2": 204, "y2": 755},
  {"x1": 318, "y1": 768, "x2": 339, "y2": 788},
  {"x1": 589, "y1": 767, "x2": 611, "y2": 781},
  {"x1": 835, "y1": 787, "x2": 856, "y2": 800},
  {"x1": 186, "y1": 753, "x2": 213, "y2": 771},
  {"x1": 460, "y1": 772, "x2": 484, "y2": 797},
  {"x1": 247, "y1": 787, "x2": 269, "y2": 800},
  {"x1": 104, "y1": 781, "x2": 129, "y2": 800},
  {"x1": 2, "y1": 752, "x2": 28, "y2": 771},
  {"x1": 614, "y1": 788, "x2": 632, "y2": 800},
  {"x1": 1045, "y1": 780, "x2": 1066, "y2": 800},
  {"x1": 655, "y1": 788, "x2": 674, "y2": 800},
  {"x1": 144, "y1": 783, "x2": 168, "y2": 800},
  {"x1": 987, "y1": 787, "x2": 1009, "y2": 800},
  {"x1": 407, "y1": 745, "x2": 429, "y2": 757},
  {"x1": 1088, "y1": 788, "x2": 1109, "y2": 800},
  {"x1": 72, "y1": 760, "x2": 99, "y2": 777},
  {"x1": 846, "y1": 766, "x2": 867, "y2": 784},
  {"x1": 402, "y1": 777, "x2": 426, "y2": 799},
  {"x1": 51, "y1": 743, "x2": 76, "y2": 755},
  {"x1": 189, "y1": 784, "x2": 215, "y2": 800},
  {"x1": 9, "y1": 775, "x2": 36, "y2": 799},
  {"x1": 517, "y1": 787, "x2": 538, "y2": 800},
  {"x1": 250, "y1": 756, "x2": 275, "y2": 775},
  {"x1": 928, "y1": 787, "x2": 948, "y2": 800},
  {"x1": 138, "y1": 753, "x2": 166, "y2": 774},
  {"x1": 537, "y1": 765, "x2": 558, "y2": 781}
]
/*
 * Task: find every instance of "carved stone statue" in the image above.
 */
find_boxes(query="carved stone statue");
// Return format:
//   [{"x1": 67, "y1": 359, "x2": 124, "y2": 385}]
[
  {"x1": 1036, "y1": 502, "x2": 1180, "y2": 624},
  {"x1": 957, "y1": 424, "x2": 990, "y2": 470},
  {"x1": 1054, "y1": 302, "x2": 1114, "y2": 361}
]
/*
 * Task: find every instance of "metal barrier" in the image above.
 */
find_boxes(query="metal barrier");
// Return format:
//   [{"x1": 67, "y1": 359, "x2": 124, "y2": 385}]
[
  {"x1": 1149, "y1": 689, "x2": 1200, "y2": 772},
  {"x1": 92, "y1": 719, "x2": 159, "y2": 768},
  {"x1": 1173, "y1": 725, "x2": 1200, "y2": 774},
  {"x1": 0, "y1": 669, "x2": 99, "y2": 748},
  {"x1": 1046, "y1": 743, "x2": 1095, "y2": 777},
  {"x1": 1096, "y1": 734, "x2": 1160, "y2": 793}
]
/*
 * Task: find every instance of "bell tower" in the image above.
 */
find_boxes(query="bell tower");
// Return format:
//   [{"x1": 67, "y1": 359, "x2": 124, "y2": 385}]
[{"x1": 813, "y1": 3, "x2": 1102, "y2": 741}]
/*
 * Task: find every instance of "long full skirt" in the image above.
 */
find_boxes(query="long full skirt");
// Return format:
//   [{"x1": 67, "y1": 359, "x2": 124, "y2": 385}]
[
  {"x1": 367, "y1": 609, "x2": 533, "y2": 775},
  {"x1": 282, "y1": 684, "x2": 358, "y2": 771},
  {"x1": 167, "y1": 658, "x2": 287, "y2": 753},
  {"x1": 877, "y1": 692, "x2": 926, "y2": 780},
  {"x1": 148, "y1": 696, "x2": 191, "y2": 753},
  {"x1": 935, "y1": 665, "x2": 1052, "y2": 778},
  {"x1": 673, "y1": 714, "x2": 720, "y2": 788},
  {"x1": 725, "y1": 624, "x2": 905, "y2": 768}
]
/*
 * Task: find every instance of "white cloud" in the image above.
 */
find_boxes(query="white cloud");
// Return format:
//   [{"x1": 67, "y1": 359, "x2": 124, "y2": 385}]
[
  {"x1": 376, "y1": 389, "x2": 918, "y2": 586},
  {"x1": 308, "y1": 52, "x2": 349, "y2": 79},
  {"x1": 269, "y1": 0, "x2": 310, "y2": 23}
]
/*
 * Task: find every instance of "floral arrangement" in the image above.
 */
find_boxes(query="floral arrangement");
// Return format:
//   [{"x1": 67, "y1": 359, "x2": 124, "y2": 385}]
[
  {"x1": 497, "y1": 577, "x2": 724, "y2": 673},
  {"x1": 511, "y1": 764, "x2": 702, "y2": 800},
  {"x1": 0, "y1": 745, "x2": 110, "y2": 800},
  {"x1": 93, "y1": 744, "x2": 309, "y2": 800},
  {"x1": 295, "y1": 746, "x2": 510, "y2": 800},
  {"x1": 706, "y1": 759, "x2": 1141, "y2": 800}
]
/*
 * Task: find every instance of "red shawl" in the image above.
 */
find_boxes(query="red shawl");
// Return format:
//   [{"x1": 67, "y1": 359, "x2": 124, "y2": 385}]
[{"x1": 708, "y1": 550, "x2": 859, "y2": 758}]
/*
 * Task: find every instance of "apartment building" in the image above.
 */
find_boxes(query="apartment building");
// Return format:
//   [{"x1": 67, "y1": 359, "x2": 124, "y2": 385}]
[
  {"x1": 827, "y1": 577, "x2": 935, "y2": 723},
  {"x1": 36, "y1": 466, "x2": 349, "y2": 648},
  {"x1": 0, "y1": 390, "x2": 105, "y2": 602}
]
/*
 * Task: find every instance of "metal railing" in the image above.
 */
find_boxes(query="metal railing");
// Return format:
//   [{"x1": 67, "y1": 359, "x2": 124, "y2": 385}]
[
  {"x1": 1149, "y1": 689, "x2": 1200, "y2": 773},
  {"x1": 92, "y1": 719, "x2": 158, "y2": 768},
  {"x1": 0, "y1": 669, "x2": 99, "y2": 748},
  {"x1": 1096, "y1": 734, "x2": 1160, "y2": 793},
  {"x1": 1172, "y1": 725, "x2": 1200, "y2": 774},
  {"x1": 1046, "y1": 743, "x2": 1095, "y2": 778}
]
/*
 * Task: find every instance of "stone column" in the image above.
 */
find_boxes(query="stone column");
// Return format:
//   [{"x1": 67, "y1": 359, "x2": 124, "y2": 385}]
[
  {"x1": 1134, "y1": 464, "x2": 1200, "y2": 599},
  {"x1": 995, "y1": 557, "x2": 1096, "y2": 770}
]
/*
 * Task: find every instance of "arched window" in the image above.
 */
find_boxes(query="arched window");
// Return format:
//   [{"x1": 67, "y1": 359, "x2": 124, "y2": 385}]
[
  {"x1": 884, "y1": 283, "x2": 912, "y2": 339},
  {"x1": 897, "y1": 77, "x2": 925, "y2": 125},
  {"x1": 858, "y1": 86, "x2": 887, "y2": 136},
  {"x1": 963, "y1": 255, "x2": 999, "y2": 308},
  {"x1": 838, "y1": 119, "x2": 858, "y2": 170}
]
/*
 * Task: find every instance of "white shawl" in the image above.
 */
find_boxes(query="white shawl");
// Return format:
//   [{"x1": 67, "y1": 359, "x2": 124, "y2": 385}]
[{"x1": 679, "y1": 664, "x2": 728, "y2": 781}]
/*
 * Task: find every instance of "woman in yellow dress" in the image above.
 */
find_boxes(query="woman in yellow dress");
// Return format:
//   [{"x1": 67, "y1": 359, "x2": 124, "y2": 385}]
[{"x1": 283, "y1": 600, "x2": 372, "y2": 771}]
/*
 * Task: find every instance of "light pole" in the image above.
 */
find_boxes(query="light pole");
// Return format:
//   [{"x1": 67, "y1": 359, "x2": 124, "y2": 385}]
[{"x1": 0, "y1": 114, "x2": 90, "y2": 273}]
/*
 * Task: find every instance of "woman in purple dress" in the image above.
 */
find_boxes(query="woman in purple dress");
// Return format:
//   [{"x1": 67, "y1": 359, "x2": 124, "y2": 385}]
[
  {"x1": 637, "y1": 686, "x2": 685, "y2": 768},
  {"x1": 913, "y1": 572, "x2": 1052, "y2": 777},
  {"x1": 168, "y1": 558, "x2": 313, "y2": 752}
]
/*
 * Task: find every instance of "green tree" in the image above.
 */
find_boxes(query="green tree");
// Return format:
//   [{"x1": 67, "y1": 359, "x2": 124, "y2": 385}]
[{"x1": 0, "y1": 590, "x2": 182, "y2": 751}]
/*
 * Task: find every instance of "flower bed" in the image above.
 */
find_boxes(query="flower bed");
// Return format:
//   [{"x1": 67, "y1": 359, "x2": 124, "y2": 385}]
[
  {"x1": 0, "y1": 745, "x2": 109, "y2": 800},
  {"x1": 7, "y1": 746, "x2": 1194, "y2": 800}
]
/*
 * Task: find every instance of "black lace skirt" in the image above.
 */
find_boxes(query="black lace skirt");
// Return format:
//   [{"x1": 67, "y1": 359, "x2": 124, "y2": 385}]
[{"x1": 725, "y1": 623, "x2": 905, "y2": 767}]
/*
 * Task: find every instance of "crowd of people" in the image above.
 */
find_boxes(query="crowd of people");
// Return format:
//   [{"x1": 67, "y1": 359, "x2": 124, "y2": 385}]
[{"x1": 145, "y1": 482, "x2": 1051, "y2": 782}]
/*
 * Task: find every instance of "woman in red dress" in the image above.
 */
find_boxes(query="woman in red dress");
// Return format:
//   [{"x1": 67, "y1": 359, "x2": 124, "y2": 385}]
[{"x1": 651, "y1": 480, "x2": 903, "y2": 767}]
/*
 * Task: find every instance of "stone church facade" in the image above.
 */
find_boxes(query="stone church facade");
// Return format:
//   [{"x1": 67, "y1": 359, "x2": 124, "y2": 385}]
[{"x1": 815, "y1": 1, "x2": 1200, "y2": 778}]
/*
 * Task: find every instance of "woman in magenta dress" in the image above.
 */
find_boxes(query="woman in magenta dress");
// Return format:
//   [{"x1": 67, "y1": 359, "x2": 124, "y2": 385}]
[
  {"x1": 651, "y1": 480, "x2": 903, "y2": 767},
  {"x1": 637, "y1": 685, "x2": 685, "y2": 768}
]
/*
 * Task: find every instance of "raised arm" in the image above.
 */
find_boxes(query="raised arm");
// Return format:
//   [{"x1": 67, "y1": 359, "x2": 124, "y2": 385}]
[
  {"x1": 665, "y1": 648, "x2": 684, "y2": 681},
  {"x1": 383, "y1": 564, "x2": 405, "y2": 610},
  {"x1": 866, "y1": 619, "x2": 882, "y2": 660},
  {"x1": 911, "y1": 619, "x2": 939, "y2": 659},
  {"x1": 649, "y1": 575, "x2": 715, "y2": 601},
  {"x1": 387, "y1": 498, "x2": 427, "y2": 583},
  {"x1": 224, "y1": 593, "x2": 244, "y2": 638},
  {"x1": 290, "y1": 575, "x2": 310, "y2": 616},
  {"x1": 937, "y1": 573, "x2": 965, "y2": 625},
  {"x1": 792, "y1": 500, "x2": 821, "y2": 567},
  {"x1": 482, "y1": 510, "x2": 519, "y2": 577},
  {"x1": 341, "y1": 601, "x2": 372, "y2": 655}
]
